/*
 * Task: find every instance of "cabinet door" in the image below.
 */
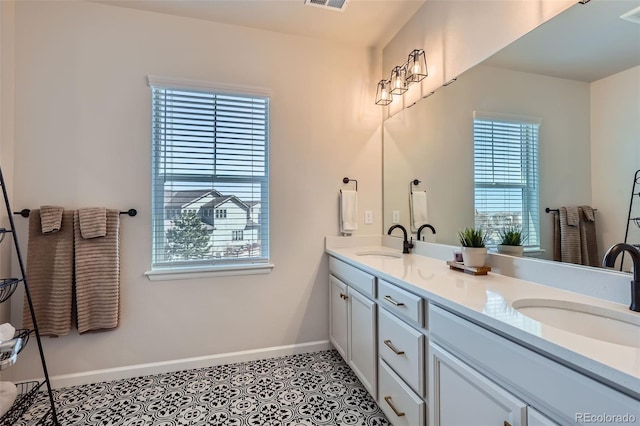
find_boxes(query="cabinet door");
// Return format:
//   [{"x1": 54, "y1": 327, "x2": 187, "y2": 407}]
[
  {"x1": 528, "y1": 407, "x2": 559, "y2": 426},
  {"x1": 329, "y1": 275, "x2": 349, "y2": 361},
  {"x1": 430, "y1": 343, "x2": 527, "y2": 426},
  {"x1": 348, "y1": 287, "x2": 377, "y2": 399}
]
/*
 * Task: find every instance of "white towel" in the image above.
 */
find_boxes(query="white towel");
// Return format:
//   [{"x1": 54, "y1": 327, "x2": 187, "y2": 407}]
[
  {"x1": 340, "y1": 190, "x2": 358, "y2": 235},
  {"x1": 0, "y1": 382, "x2": 17, "y2": 417},
  {"x1": 0, "y1": 323, "x2": 15, "y2": 342},
  {"x1": 411, "y1": 191, "x2": 428, "y2": 231}
]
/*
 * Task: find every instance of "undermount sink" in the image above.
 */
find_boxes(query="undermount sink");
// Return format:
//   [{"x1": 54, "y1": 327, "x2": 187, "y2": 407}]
[
  {"x1": 355, "y1": 250, "x2": 403, "y2": 259},
  {"x1": 512, "y1": 298, "x2": 640, "y2": 348}
]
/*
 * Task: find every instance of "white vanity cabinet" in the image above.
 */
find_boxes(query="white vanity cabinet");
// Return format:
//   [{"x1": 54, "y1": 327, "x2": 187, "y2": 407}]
[
  {"x1": 430, "y1": 342, "x2": 527, "y2": 426},
  {"x1": 328, "y1": 257, "x2": 377, "y2": 398},
  {"x1": 429, "y1": 304, "x2": 640, "y2": 426}
]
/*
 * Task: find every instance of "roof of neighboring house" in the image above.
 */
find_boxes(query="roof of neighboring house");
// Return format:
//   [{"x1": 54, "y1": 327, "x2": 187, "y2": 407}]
[
  {"x1": 201, "y1": 195, "x2": 249, "y2": 212},
  {"x1": 165, "y1": 190, "x2": 223, "y2": 207}
]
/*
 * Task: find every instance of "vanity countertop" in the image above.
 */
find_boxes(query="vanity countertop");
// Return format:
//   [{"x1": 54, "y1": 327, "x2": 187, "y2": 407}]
[{"x1": 326, "y1": 243, "x2": 640, "y2": 398}]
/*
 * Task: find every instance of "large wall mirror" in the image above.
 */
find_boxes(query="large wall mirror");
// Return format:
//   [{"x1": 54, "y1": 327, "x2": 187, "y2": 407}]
[{"x1": 383, "y1": 0, "x2": 640, "y2": 268}]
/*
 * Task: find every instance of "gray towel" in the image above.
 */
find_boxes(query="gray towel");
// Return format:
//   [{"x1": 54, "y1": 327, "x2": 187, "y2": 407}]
[
  {"x1": 579, "y1": 206, "x2": 599, "y2": 267},
  {"x1": 559, "y1": 207, "x2": 582, "y2": 265},
  {"x1": 39, "y1": 205, "x2": 64, "y2": 234},
  {"x1": 565, "y1": 206, "x2": 580, "y2": 227},
  {"x1": 74, "y1": 209, "x2": 120, "y2": 333},
  {"x1": 23, "y1": 209, "x2": 74, "y2": 336},
  {"x1": 78, "y1": 207, "x2": 107, "y2": 239}
]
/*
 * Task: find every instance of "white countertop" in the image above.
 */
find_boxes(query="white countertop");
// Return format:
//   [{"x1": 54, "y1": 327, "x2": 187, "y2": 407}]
[{"x1": 326, "y1": 242, "x2": 640, "y2": 398}]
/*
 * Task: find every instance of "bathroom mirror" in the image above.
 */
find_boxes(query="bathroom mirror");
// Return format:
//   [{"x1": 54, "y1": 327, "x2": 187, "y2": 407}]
[{"x1": 383, "y1": 0, "x2": 640, "y2": 264}]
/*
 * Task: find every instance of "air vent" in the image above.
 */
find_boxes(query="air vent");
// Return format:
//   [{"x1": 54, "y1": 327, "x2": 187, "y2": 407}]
[
  {"x1": 304, "y1": 0, "x2": 349, "y2": 12},
  {"x1": 621, "y1": 6, "x2": 640, "y2": 24}
]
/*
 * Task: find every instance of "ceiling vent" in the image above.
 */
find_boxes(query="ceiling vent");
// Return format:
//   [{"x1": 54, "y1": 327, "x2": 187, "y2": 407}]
[
  {"x1": 621, "y1": 6, "x2": 640, "y2": 24},
  {"x1": 304, "y1": 0, "x2": 349, "y2": 12}
]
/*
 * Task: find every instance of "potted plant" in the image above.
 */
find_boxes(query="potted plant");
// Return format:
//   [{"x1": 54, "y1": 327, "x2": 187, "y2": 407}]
[
  {"x1": 457, "y1": 227, "x2": 488, "y2": 267},
  {"x1": 497, "y1": 226, "x2": 525, "y2": 257}
]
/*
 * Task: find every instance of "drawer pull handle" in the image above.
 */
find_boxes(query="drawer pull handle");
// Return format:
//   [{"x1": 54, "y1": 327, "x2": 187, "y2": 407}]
[
  {"x1": 340, "y1": 293, "x2": 349, "y2": 300},
  {"x1": 384, "y1": 295, "x2": 405, "y2": 306},
  {"x1": 384, "y1": 339, "x2": 405, "y2": 355},
  {"x1": 384, "y1": 396, "x2": 405, "y2": 417}
]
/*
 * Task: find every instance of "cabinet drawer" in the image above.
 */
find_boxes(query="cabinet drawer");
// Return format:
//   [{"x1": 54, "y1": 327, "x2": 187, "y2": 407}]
[
  {"x1": 378, "y1": 307, "x2": 425, "y2": 397},
  {"x1": 378, "y1": 279, "x2": 423, "y2": 325},
  {"x1": 378, "y1": 359, "x2": 425, "y2": 426},
  {"x1": 329, "y1": 257, "x2": 376, "y2": 298}
]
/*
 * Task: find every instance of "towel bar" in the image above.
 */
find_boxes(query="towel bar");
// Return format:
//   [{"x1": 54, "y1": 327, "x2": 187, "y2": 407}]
[{"x1": 14, "y1": 208, "x2": 137, "y2": 218}]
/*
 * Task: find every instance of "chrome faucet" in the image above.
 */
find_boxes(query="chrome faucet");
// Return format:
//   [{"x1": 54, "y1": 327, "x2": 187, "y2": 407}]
[
  {"x1": 602, "y1": 243, "x2": 640, "y2": 312},
  {"x1": 417, "y1": 224, "x2": 436, "y2": 241},
  {"x1": 387, "y1": 224, "x2": 413, "y2": 254}
]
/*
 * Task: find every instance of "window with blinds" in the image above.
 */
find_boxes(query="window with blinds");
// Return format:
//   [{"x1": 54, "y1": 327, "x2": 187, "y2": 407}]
[
  {"x1": 150, "y1": 81, "x2": 269, "y2": 270},
  {"x1": 473, "y1": 112, "x2": 540, "y2": 248}
]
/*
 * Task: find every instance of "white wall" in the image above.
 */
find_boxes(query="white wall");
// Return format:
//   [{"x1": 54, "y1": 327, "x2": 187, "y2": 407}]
[
  {"x1": 5, "y1": 1, "x2": 382, "y2": 381},
  {"x1": 591, "y1": 65, "x2": 640, "y2": 265},
  {"x1": 0, "y1": 0, "x2": 15, "y2": 324},
  {"x1": 383, "y1": 64, "x2": 591, "y2": 257},
  {"x1": 381, "y1": 0, "x2": 574, "y2": 116}
]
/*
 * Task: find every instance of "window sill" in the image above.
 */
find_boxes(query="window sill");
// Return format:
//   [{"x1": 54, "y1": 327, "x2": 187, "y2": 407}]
[{"x1": 144, "y1": 263, "x2": 275, "y2": 281}]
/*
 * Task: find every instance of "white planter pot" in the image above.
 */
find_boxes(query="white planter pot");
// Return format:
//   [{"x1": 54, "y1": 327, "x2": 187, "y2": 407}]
[
  {"x1": 497, "y1": 244, "x2": 524, "y2": 257},
  {"x1": 461, "y1": 247, "x2": 487, "y2": 267}
]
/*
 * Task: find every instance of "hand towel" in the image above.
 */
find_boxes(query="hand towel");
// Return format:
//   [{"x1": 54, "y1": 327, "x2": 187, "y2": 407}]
[
  {"x1": 39, "y1": 205, "x2": 64, "y2": 234},
  {"x1": 411, "y1": 191, "x2": 428, "y2": 231},
  {"x1": 79, "y1": 207, "x2": 107, "y2": 239},
  {"x1": 579, "y1": 206, "x2": 599, "y2": 267},
  {"x1": 339, "y1": 190, "x2": 358, "y2": 235},
  {"x1": 23, "y1": 209, "x2": 74, "y2": 336},
  {"x1": 565, "y1": 206, "x2": 579, "y2": 226},
  {"x1": 0, "y1": 382, "x2": 17, "y2": 417},
  {"x1": 559, "y1": 207, "x2": 582, "y2": 265},
  {"x1": 74, "y1": 209, "x2": 120, "y2": 333}
]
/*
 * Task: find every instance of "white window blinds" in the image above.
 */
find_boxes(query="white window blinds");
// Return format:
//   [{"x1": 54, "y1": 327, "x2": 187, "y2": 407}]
[
  {"x1": 150, "y1": 80, "x2": 269, "y2": 269},
  {"x1": 473, "y1": 112, "x2": 540, "y2": 248}
]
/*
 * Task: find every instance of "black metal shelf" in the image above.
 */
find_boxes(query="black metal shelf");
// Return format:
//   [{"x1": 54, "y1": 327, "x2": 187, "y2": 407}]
[
  {"x1": 0, "y1": 166, "x2": 59, "y2": 424},
  {"x1": 0, "y1": 381, "x2": 44, "y2": 426},
  {"x1": 0, "y1": 329, "x2": 31, "y2": 370},
  {"x1": 0, "y1": 278, "x2": 22, "y2": 303}
]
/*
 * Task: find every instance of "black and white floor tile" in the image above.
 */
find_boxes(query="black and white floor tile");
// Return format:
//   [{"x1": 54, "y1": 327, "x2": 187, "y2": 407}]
[{"x1": 17, "y1": 350, "x2": 391, "y2": 425}]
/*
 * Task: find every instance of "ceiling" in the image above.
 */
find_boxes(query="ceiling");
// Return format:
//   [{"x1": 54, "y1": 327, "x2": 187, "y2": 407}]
[
  {"x1": 94, "y1": 0, "x2": 426, "y2": 49},
  {"x1": 484, "y1": 0, "x2": 640, "y2": 82}
]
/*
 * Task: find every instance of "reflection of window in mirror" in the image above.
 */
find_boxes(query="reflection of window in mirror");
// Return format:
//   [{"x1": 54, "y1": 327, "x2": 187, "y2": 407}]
[{"x1": 473, "y1": 111, "x2": 541, "y2": 249}]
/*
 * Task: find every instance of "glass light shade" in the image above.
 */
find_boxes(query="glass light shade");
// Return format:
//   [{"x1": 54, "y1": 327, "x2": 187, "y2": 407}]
[
  {"x1": 375, "y1": 80, "x2": 392, "y2": 105},
  {"x1": 389, "y1": 66, "x2": 408, "y2": 95},
  {"x1": 406, "y1": 49, "x2": 428, "y2": 83}
]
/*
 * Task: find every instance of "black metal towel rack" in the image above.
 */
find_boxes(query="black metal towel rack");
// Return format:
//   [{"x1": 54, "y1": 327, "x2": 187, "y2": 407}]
[
  {"x1": 545, "y1": 207, "x2": 597, "y2": 214},
  {"x1": 342, "y1": 177, "x2": 358, "y2": 191},
  {"x1": 13, "y1": 208, "x2": 137, "y2": 218}
]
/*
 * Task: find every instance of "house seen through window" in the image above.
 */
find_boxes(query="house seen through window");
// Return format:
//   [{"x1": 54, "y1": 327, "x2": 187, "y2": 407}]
[
  {"x1": 150, "y1": 80, "x2": 269, "y2": 269},
  {"x1": 473, "y1": 112, "x2": 540, "y2": 248}
]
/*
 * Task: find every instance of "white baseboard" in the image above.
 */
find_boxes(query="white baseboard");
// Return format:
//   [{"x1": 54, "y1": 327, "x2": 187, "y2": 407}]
[{"x1": 48, "y1": 340, "x2": 332, "y2": 389}]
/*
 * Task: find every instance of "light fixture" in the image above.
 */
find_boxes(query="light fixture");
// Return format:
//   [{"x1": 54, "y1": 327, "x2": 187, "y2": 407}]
[
  {"x1": 375, "y1": 49, "x2": 428, "y2": 105},
  {"x1": 389, "y1": 65, "x2": 408, "y2": 95},
  {"x1": 375, "y1": 80, "x2": 392, "y2": 105},
  {"x1": 406, "y1": 49, "x2": 428, "y2": 83}
]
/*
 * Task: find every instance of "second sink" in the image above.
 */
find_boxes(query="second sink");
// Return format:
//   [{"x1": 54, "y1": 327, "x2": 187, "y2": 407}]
[{"x1": 512, "y1": 298, "x2": 640, "y2": 348}]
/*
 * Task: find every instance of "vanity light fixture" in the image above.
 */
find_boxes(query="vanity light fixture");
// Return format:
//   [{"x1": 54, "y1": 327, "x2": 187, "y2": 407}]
[
  {"x1": 406, "y1": 49, "x2": 428, "y2": 83},
  {"x1": 390, "y1": 65, "x2": 408, "y2": 95},
  {"x1": 375, "y1": 49, "x2": 428, "y2": 105},
  {"x1": 375, "y1": 79, "x2": 393, "y2": 105}
]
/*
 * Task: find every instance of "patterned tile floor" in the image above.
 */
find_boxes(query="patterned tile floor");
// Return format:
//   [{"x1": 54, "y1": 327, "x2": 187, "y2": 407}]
[{"x1": 17, "y1": 350, "x2": 390, "y2": 425}]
